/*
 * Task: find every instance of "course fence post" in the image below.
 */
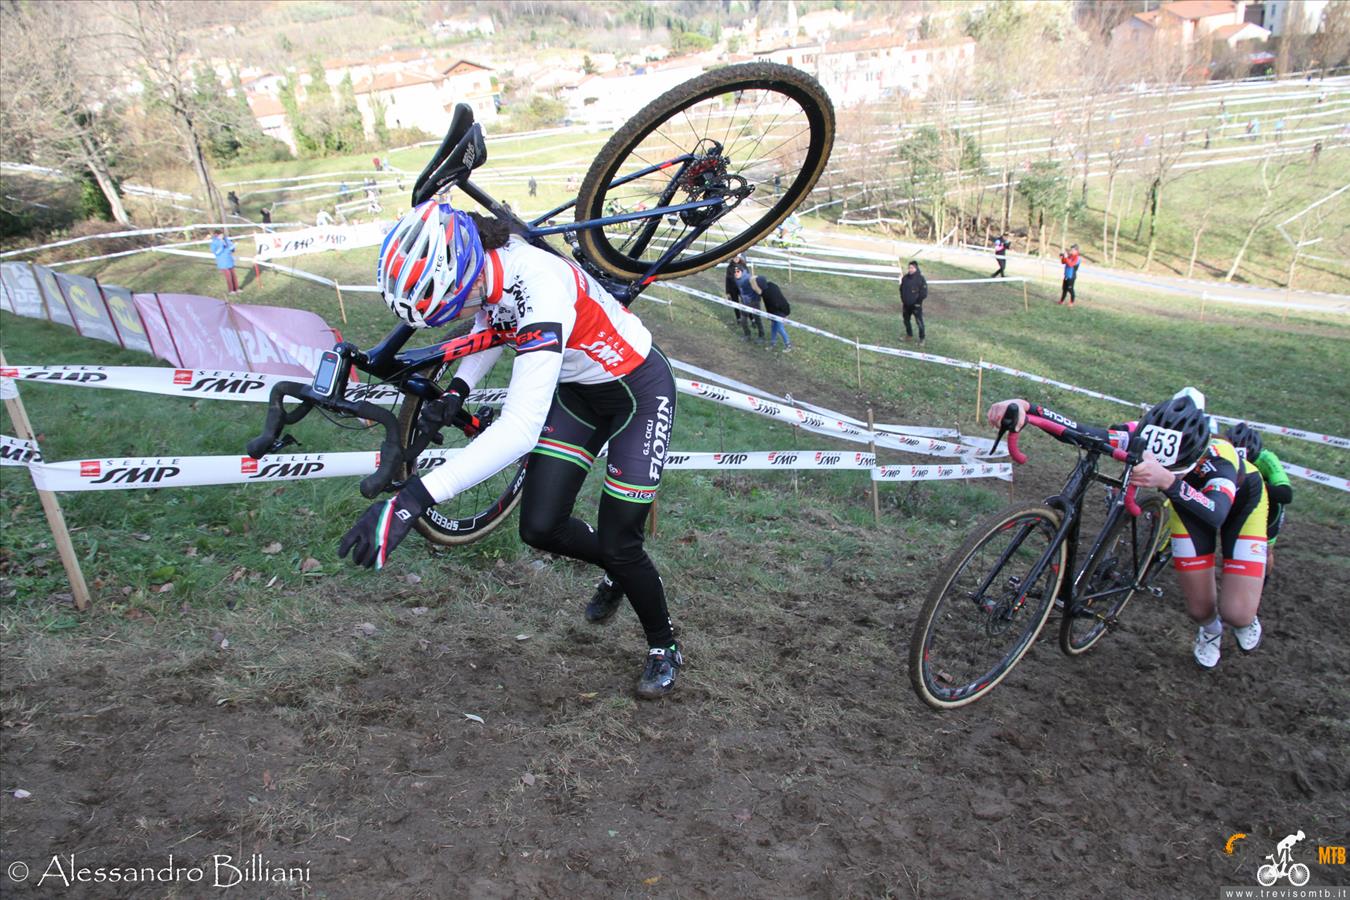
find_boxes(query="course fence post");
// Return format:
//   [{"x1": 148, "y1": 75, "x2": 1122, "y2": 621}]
[
  {"x1": 1022, "y1": 279, "x2": 1029, "y2": 312},
  {"x1": 0, "y1": 351, "x2": 90, "y2": 611},
  {"x1": 975, "y1": 359, "x2": 984, "y2": 423},
  {"x1": 867, "y1": 406, "x2": 881, "y2": 527},
  {"x1": 334, "y1": 283, "x2": 349, "y2": 324},
  {"x1": 1200, "y1": 290, "x2": 1207, "y2": 322},
  {"x1": 855, "y1": 337, "x2": 863, "y2": 391}
]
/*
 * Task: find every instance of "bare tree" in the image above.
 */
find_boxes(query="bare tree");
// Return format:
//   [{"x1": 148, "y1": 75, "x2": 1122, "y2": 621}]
[
  {"x1": 103, "y1": 1, "x2": 226, "y2": 223},
  {"x1": 1224, "y1": 155, "x2": 1297, "y2": 282},
  {"x1": 0, "y1": 2, "x2": 131, "y2": 224}
]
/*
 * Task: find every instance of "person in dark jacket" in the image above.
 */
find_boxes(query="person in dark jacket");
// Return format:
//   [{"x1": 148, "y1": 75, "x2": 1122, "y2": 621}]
[
  {"x1": 734, "y1": 264, "x2": 765, "y2": 343},
  {"x1": 754, "y1": 274, "x2": 792, "y2": 350},
  {"x1": 899, "y1": 260, "x2": 927, "y2": 342},
  {"x1": 991, "y1": 233, "x2": 1009, "y2": 278},
  {"x1": 725, "y1": 254, "x2": 746, "y2": 325}
]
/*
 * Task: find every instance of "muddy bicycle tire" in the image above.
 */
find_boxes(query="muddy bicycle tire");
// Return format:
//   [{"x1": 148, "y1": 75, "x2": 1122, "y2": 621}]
[
  {"x1": 395, "y1": 362, "x2": 526, "y2": 546},
  {"x1": 1060, "y1": 495, "x2": 1169, "y2": 656},
  {"x1": 574, "y1": 62, "x2": 834, "y2": 280},
  {"x1": 909, "y1": 503, "x2": 1067, "y2": 710}
]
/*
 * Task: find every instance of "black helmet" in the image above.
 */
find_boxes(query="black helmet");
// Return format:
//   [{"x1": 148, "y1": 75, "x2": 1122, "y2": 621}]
[
  {"x1": 1138, "y1": 387, "x2": 1211, "y2": 473},
  {"x1": 1224, "y1": 421, "x2": 1263, "y2": 460}
]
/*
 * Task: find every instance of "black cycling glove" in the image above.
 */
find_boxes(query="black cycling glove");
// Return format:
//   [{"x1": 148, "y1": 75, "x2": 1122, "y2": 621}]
[
  {"x1": 417, "y1": 377, "x2": 471, "y2": 435},
  {"x1": 338, "y1": 476, "x2": 435, "y2": 569}
]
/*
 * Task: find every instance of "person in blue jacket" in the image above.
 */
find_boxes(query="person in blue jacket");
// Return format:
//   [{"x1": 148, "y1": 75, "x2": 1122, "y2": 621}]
[{"x1": 210, "y1": 230, "x2": 239, "y2": 295}]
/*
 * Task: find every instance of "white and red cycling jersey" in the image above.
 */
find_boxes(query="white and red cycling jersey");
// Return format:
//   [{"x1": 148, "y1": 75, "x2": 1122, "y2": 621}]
[{"x1": 420, "y1": 236, "x2": 655, "y2": 503}]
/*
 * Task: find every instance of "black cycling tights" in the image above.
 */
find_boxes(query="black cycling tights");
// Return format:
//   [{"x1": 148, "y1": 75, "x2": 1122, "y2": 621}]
[{"x1": 517, "y1": 453, "x2": 673, "y2": 647}]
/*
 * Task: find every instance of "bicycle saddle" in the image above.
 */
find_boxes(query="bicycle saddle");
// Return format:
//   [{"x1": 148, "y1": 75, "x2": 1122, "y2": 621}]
[{"x1": 411, "y1": 103, "x2": 487, "y2": 207}]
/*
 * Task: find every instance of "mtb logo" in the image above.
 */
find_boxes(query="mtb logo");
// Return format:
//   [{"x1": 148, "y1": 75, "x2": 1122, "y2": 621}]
[
  {"x1": 1256, "y1": 831, "x2": 1311, "y2": 887},
  {"x1": 416, "y1": 456, "x2": 446, "y2": 471},
  {"x1": 185, "y1": 376, "x2": 267, "y2": 395},
  {"x1": 346, "y1": 383, "x2": 400, "y2": 404},
  {"x1": 855, "y1": 452, "x2": 875, "y2": 466},
  {"x1": 665, "y1": 454, "x2": 691, "y2": 466},
  {"x1": 768, "y1": 452, "x2": 797, "y2": 465},
  {"x1": 714, "y1": 453, "x2": 748, "y2": 465},
  {"x1": 693, "y1": 383, "x2": 729, "y2": 402},
  {"x1": 815, "y1": 453, "x2": 840, "y2": 465}
]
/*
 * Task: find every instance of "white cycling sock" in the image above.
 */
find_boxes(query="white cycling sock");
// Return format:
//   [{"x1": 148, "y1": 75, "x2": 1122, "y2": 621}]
[{"x1": 1202, "y1": 616, "x2": 1223, "y2": 636}]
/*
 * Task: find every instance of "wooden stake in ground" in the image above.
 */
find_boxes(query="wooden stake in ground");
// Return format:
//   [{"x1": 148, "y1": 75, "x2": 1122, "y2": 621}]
[
  {"x1": 855, "y1": 338, "x2": 863, "y2": 391},
  {"x1": 867, "y1": 406, "x2": 881, "y2": 527},
  {"x1": 334, "y1": 283, "x2": 348, "y2": 325},
  {"x1": 0, "y1": 351, "x2": 90, "y2": 611},
  {"x1": 1022, "y1": 280, "x2": 1029, "y2": 312},
  {"x1": 975, "y1": 359, "x2": 984, "y2": 423}
]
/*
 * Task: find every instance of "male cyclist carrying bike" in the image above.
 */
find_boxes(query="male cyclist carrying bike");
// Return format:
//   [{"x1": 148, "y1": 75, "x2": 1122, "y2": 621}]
[
  {"x1": 339, "y1": 200, "x2": 683, "y2": 699},
  {"x1": 987, "y1": 388, "x2": 1269, "y2": 669}
]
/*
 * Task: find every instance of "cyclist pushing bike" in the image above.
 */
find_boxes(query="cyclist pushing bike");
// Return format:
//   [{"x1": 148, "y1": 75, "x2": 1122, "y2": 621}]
[
  {"x1": 987, "y1": 388, "x2": 1269, "y2": 670},
  {"x1": 338, "y1": 200, "x2": 683, "y2": 699},
  {"x1": 1224, "y1": 421, "x2": 1292, "y2": 584}
]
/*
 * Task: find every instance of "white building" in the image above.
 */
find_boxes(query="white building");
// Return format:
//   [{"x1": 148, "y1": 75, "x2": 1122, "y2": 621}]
[
  {"x1": 1259, "y1": 0, "x2": 1330, "y2": 36},
  {"x1": 758, "y1": 35, "x2": 977, "y2": 105},
  {"x1": 352, "y1": 59, "x2": 497, "y2": 137}
]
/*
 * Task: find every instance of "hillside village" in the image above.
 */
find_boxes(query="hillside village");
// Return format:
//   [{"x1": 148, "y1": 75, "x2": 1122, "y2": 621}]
[{"x1": 222, "y1": 0, "x2": 1328, "y2": 153}]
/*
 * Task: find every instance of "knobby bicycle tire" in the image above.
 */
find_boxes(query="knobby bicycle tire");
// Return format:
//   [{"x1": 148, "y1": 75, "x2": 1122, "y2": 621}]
[
  {"x1": 909, "y1": 503, "x2": 1067, "y2": 710},
  {"x1": 574, "y1": 62, "x2": 835, "y2": 280},
  {"x1": 395, "y1": 362, "x2": 526, "y2": 546},
  {"x1": 1060, "y1": 495, "x2": 1169, "y2": 656}
]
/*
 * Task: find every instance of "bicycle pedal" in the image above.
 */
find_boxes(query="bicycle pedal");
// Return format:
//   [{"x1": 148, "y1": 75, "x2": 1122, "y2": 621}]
[{"x1": 1148, "y1": 586, "x2": 1165, "y2": 598}]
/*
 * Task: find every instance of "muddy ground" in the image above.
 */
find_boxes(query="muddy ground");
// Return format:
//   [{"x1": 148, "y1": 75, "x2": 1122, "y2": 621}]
[
  {"x1": 2, "y1": 470, "x2": 1346, "y2": 899},
  {"x1": 2, "y1": 286, "x2": 1347, "y2": 898}
]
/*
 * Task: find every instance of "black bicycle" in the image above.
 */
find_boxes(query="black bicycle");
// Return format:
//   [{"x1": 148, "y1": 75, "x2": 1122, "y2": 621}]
[
  {"x1": 908, "y1": 408, "x2": 1173, "y2": 709},
  {"x1": 247, "y1": 63, "x2": 835, "y2": 545}
]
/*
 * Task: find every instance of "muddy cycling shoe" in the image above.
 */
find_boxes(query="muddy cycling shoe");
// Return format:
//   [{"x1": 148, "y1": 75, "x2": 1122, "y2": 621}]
[
  {"x1": 1193, "y1": 627, "x2": 1222, "y2": 669},
  {"x1": 585, "y1": 576, "x2": 625, "y2": 624},
  {"x1": 1233, "y1": 616, "x2": 1263, "y2": 652},
  {"x1": 636, "y1": 643, "x2": 683, "y2": 700}
]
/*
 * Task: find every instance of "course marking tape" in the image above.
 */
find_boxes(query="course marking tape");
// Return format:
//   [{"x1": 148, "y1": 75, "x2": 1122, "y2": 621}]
[{"x1": 0, "y1": 443, "x2": 1015, "y2": 492}]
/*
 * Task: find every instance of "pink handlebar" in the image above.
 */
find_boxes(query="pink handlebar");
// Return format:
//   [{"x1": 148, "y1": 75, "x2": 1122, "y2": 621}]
[
  {"x1": 1124, "y1": 484, "x2": 1142, "y2": 517},
  {"x1": 1009, "y1": 414, "x2": 1145, "y2": 517},
  {"x1": 1006, "y1": 428, "x2": 1028, "y2": 464}
]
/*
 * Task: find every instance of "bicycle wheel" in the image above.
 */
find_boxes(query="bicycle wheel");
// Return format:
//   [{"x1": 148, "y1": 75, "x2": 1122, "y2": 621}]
[
  {"x1": 1060, "y1": 495, "x2": 1169, "y2": 655},
  {"x1": 909, "y1": 503, "x2": 1067, "y2": 710},
  {"x1": 574, "y1": 62, "x2": 834, "y2": 280},
  {"x1": 395, "y1": 362, "x2": 526, "y2": 546}
]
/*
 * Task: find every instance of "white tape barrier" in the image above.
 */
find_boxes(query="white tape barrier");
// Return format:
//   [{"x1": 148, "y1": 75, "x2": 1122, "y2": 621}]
[
  {"x1": 0, "y1": 365, "x2": 508, "y2": 407},
  {"x1": 1, "y1": 364, "x2": 996, "y2": 461},
  {"x1": 678, "y1": 379, "x2": 997, "y2": 460},
  {"x1": 0, "y1": 441, "x2": 1009, "y2": 491},
  {"x1": 1282, "y1": 463, "x2": 1350, "y2": 492},
  {"x1": 655, "y1": 283, "x2": 1350, "y2": 448}
]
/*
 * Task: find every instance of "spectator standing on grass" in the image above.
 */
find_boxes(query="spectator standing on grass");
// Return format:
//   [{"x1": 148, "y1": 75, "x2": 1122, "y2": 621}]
[
  {"x1": 260, "y1": 206, "x2": 273, "y2": 232},
  {"x1": 316, "y1": 208, "x2": 334, "y2": 227},
  {"x1": 528, "y1": 177, "x2": 538, "y2": 197},
  {"x1": 227, "y1": 190, "x2": 242, "y2": 217},
  {"x1": 991, "y1": 233, "x2": 1009, "y2": 278},
  {"x1": 1058, "y1": 244, "x2": 1080, "y2": 306},
  {"x1": 210, "y1": 230, "x2": 240, "y2": 295},
  {"x1": 725, "y1": 254, "x2": 747, "y2": 326},
  {"x1": 735, "y1": 263, "x2": 766, "y2": 344},
  {"x1": 754, "y1": 274, "x2": 793, "y2": 350},
  {"x1": 899, "y1": 260, "x2": 927, "y2": 343}
]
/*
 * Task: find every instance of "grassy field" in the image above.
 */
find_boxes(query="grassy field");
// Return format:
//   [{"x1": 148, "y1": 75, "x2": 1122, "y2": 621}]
[{"x1": 3, "y1": 172, "x2": 1348, "y2": 899}]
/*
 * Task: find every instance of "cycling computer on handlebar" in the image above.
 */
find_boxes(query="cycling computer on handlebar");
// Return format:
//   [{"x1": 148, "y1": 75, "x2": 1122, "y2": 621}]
[{"x1": 311, "y1": 350, "x2": 343, "y2": 398}]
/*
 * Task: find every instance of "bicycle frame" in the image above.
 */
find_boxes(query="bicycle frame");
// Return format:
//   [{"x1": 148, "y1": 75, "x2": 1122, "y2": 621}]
[{"x1": 248, "y1": 133, "x2": 748, "y2": 496}]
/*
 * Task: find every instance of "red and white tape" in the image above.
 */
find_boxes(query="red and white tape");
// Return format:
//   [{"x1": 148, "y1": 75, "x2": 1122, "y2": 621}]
[
  {"x1": 0, "y1": 442, "x2": 1013, "y2": 492},
  {"x1": 679, "y1": 379, "x2": 996, "y2": 459},
  {"x1": 0, "y1": 365, "x2": 508, "y2": 406}
]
